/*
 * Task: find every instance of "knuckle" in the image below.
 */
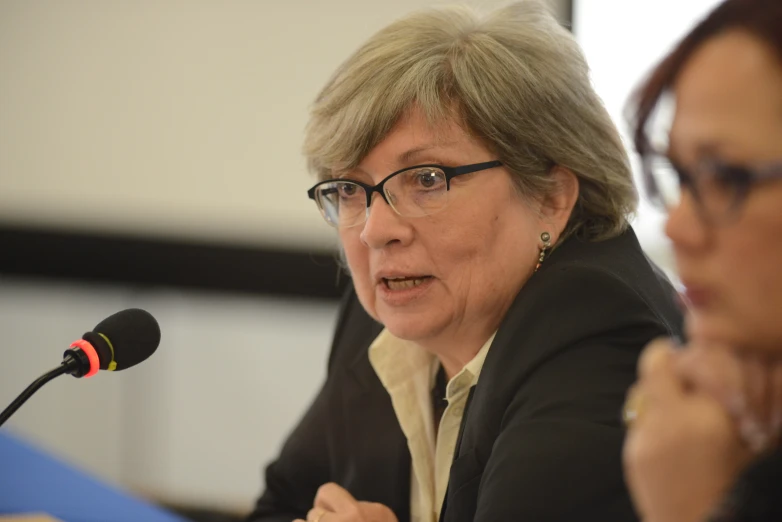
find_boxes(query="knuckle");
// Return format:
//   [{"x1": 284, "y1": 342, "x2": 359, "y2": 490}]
[
  {"x1": 639, "y1": 338, "x2": 674, "y2": 377},
  {"x1": 315, "y1": 482, "x2": 336, "y2": 502},
  {"x1": 344, "y1": 504, "x2": 361, "y2": 519}
]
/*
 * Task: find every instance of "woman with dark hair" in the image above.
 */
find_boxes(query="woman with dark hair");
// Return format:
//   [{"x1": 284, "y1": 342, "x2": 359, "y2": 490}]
[{"x1": 623, "y1": 0, "x2": 782, "y2": 521}]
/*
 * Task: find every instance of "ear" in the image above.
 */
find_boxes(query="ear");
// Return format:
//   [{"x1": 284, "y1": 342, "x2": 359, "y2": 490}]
[{"x1": 539, "y1": 165, "x2": 579, "y2": 239}]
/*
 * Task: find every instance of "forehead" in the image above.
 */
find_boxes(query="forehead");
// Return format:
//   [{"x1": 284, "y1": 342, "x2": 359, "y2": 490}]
[
  {"x1": 670, "y1": 30, "x2": 782, "y2": 162},
  {"x1": 370, "y1": 107, "x2": 472, "y2": 159},
  {"x1": 346, "y1": 106, "x2": 493, "y2": 182}
]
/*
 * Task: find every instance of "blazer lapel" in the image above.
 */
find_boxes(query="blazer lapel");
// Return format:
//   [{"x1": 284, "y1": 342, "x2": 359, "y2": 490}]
[
  {"x1": 342, "y1": 340, "x2": 412, "y2": 522},
  {"x1": 438, "y1": 385, "x2": 477, "y2": 522}
]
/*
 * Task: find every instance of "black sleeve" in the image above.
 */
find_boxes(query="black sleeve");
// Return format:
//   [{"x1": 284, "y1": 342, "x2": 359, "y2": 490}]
[
  {"x1": 246, "y1": 284, "x2": 358, "y2": 522},
  {"x1": 471, "y1": 267, "x2": 668, "y2": 522},
  {"x1": 707, "y1": 449, "x2": 782, "y2": 522}
]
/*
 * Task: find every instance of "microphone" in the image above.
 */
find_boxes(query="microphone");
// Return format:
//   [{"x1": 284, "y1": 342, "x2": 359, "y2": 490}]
[{"x1": 0, "y1": 308, "x2": 160, "y2": 427}]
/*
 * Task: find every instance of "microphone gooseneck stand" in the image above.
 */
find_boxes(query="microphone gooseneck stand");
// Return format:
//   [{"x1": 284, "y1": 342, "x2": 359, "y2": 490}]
[{"x1": 0, "y1": 355, "x2": 84, "y2": 428}]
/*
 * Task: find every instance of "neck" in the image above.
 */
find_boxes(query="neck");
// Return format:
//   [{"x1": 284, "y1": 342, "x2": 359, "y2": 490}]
[
  {"x1": 437, "y1": 353, "x2": 474, "y2": 381},
  {"x1": 422, "y1": 331, "x2": 492, "y2": 381},
  {"x1": 412, "y1": 293, "x2": 515, "y2": 380}
]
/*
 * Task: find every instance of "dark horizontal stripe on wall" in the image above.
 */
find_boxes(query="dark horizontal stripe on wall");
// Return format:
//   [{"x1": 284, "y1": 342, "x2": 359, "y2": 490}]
[{"x1": 0, "y1": 225, "x2": 348, "y2": 300}]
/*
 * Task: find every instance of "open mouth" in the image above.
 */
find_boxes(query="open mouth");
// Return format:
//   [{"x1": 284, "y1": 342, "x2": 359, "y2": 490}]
[{"x1": 382, "y1": 276, "x2": 432, "y2": 290}]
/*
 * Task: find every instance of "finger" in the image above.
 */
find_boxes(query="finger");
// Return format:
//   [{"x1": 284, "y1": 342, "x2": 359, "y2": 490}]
[
  {"x1": 675, "y1": 343, "x2": 745, "y2": 416},
  {"x1": 637, "y1": 337, "x2": 678, "y2": 374},
  {"x1": 359, "y1": 501, "x2": 397, "y2": 521},
  {"x1": 622, "y1": 384, "x2": 644, "y2": 427},
  {"x1": 306, "y1": 507, "x2": 331, "y2": 522},
  {"x1": 676, "y1": 344, "x2": 770, "y2": 452},
  {"x1": 638, "y1": 339, "x2": 685, "y2": 403},
  {"x1": 315, "y1": 483, "x2": 359, "y2": 514}
]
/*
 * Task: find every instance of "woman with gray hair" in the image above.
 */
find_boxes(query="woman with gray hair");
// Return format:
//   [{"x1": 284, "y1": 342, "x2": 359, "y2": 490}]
[{"x1": 248, "y1": 2, "x2": 681, "y2": 522}]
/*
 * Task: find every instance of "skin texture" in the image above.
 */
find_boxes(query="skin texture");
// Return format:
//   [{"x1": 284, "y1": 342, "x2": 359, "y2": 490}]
[
  {"x1": 293, "y1": 483, "x2": 398, "y2": 522},
  {"x1": 625, "y1": 30, "x2": 782, "y2": 522}
]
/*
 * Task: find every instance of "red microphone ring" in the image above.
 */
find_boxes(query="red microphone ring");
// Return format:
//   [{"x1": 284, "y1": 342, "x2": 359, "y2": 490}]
[{"x1": 69, "y1": 339, "x2": 100, "y2": 378}]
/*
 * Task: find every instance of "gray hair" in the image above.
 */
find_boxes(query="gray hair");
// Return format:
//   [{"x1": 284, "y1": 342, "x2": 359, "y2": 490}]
[{"x1": 305, "y1": 0, "x2": 636, "y2": 242}]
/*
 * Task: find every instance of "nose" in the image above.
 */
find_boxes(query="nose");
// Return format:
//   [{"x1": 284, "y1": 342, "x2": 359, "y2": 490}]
[
  {"x1": 665, "y1": 190, "x2": 711, "y2": 254},
  {"x1": 359, "y1": 191, "x2": 414, "y2": 249}
]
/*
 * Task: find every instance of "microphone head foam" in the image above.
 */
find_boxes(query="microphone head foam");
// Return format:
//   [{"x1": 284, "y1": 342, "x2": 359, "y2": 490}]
[{"x1": 81, "y1": 308, "x2": 160, "y2": 371}]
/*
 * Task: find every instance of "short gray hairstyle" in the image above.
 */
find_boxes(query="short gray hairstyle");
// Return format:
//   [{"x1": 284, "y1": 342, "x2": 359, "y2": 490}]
[{"x1": 304, "y1": 1, "x2": 636, "y2": 242}]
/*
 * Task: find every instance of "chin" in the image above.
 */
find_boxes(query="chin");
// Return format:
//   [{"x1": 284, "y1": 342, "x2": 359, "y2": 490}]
[
  {"x1": 382, "y1": 322, "x2": 428, "y2": 342},
  {"x1": 380, "y1": 314, "x2": 440, "y2": 343},
  {"x1": 688, "y1": 312, "x2": 777, "y2": 355},
  {"x1": 687, "y1": 310, "x2": 734, "y2": 344}
]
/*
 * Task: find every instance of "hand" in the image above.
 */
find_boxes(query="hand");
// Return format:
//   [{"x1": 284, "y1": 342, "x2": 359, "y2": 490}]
[
  {"x1": 675, "y1": 342, "x2": 782, "y2": 451},
  {"x1": 293, "y1": 483, "x2": 398, "y2": 522},
  {"x1": 623, "y1": 339, "x2": 754, "y2": 522}
]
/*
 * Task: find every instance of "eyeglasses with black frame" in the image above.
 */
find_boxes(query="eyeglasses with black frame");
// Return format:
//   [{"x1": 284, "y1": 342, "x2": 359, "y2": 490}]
[
  {"x1": 307, "y1": 160, "x2": 503, "y2": 228},
  {"x1": 642, "y1": 150, "x2": 782, "y2": 224}
]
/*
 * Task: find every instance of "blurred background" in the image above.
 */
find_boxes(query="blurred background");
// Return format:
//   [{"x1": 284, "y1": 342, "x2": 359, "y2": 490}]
[{"x1": 0, "y1": 0, "x2": 720, "y2": 519}]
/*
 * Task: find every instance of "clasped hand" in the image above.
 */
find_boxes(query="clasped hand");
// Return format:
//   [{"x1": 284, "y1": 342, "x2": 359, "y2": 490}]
[
  {"x1": 294, "y1": 483, "x2": 398, "y2": 522},
  {"x1": 624, "y1": 339, "x2": 782, "y2": 522}
]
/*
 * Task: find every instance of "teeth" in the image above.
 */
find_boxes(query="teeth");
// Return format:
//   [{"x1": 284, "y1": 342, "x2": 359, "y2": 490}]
[{"x1": 386, "y1": 277, "x2": 427, "y2": 290}]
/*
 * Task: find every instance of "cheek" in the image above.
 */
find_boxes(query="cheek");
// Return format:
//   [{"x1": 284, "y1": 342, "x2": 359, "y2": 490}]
[
  {"x1": 717, "y1": 199, "x2": 782, "y2": 338},
  {"x1": 428, "y1": 202, "x2": 535, "y2": 286},
  {"x1": 737, "y1": 232, "x2": 782, "y2": 317},
  {"x1": 340, "y1": 232, "x2": 376, "y2": 314},
  {"x1": 424, "y1": 214, "x2": 495, "y2": 272}
]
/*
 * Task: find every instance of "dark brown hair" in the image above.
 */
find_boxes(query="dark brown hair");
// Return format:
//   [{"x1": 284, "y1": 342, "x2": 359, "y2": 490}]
[{"x1": 629, "y1": 0, "x2": 782, "y2": 156}]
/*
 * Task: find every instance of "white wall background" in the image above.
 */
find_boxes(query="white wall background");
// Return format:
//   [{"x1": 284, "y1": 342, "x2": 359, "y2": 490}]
[{"x1": 0, "y1": 0, "x2": 568, "y2": 252}]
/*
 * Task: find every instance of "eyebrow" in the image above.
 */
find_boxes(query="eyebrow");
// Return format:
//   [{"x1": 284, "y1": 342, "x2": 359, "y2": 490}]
[
  {"x1": 695, "y1": 141, "x2": 727, "y2": 158},
  {"x1": 329, "y1": 142, "x2": 463, "y2": 181},
  {"x1": 667, "y1": 139, "x2": 726, "y2": 167},
  {"x1": 396, "y1": 142, "x2": 459, "y2": 166}
]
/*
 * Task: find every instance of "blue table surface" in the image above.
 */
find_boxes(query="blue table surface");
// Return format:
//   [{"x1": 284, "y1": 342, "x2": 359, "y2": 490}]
[{"x1": 0, "y1": 430, "x2": 188, "y2": 522}]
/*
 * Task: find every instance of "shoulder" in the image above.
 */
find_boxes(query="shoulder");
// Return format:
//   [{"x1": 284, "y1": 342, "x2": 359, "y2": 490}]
[
  {"x1": 480, "y1": 228, "x2": 683, "y2": 399},
  {"x1": 514, "y1": 227, "x2": 682, "y2": 339}
]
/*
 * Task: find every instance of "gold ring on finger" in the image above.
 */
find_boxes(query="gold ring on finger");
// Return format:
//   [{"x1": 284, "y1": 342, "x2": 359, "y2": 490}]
[{"x1": 623, "y1": 386, "x2": 645, "y2": 428}]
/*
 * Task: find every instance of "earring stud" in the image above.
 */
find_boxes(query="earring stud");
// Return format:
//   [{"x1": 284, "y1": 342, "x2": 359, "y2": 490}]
[{"x1": 535, "y1": 232, "x2": 552, "y2": 272}]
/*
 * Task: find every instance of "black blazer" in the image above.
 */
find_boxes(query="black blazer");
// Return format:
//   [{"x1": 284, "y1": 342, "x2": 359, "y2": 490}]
[
  {"x1": 709, "y1": 449, "x2": 782, "y2": 521},
  {"x1": 247, "y1": 228, "x2": 683, "y2": 522}
]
